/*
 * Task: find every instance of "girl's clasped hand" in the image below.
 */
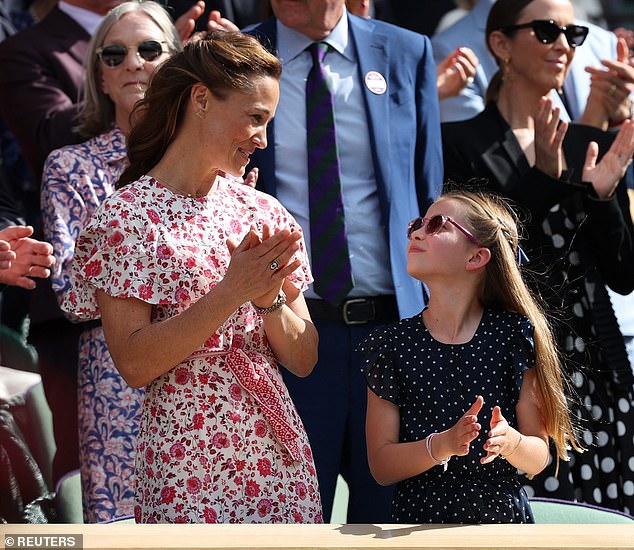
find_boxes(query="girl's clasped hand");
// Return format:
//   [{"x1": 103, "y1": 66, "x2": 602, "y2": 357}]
[{"x1": 442, "y1": 395, "x2": 523, "y2": 464}]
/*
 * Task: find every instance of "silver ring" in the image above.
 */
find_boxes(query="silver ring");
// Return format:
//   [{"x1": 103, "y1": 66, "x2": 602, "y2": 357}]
[
  {"x1": 609, "y1": 84, "x2": 617, "y2": 96},
  {"x1": 269, "y1": 260, "x2": 279, "y2": 271},
  {"x1": 466, "y1": 76, "x2": 474, "y2": 85}
]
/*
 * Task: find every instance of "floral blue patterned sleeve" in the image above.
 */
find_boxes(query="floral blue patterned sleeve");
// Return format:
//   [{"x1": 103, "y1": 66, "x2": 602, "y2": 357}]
[{"x1": 40, "y1": 127, "x2": 125, "y2": 308}]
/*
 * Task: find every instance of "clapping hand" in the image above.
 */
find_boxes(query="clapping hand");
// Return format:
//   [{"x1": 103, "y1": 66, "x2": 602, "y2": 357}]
[
  {"x1": 175, "y1": 1, "x2": 239, "y2": 45},
  {"x1": 436, "y1": 47, "x2": 479, "y2": 100},
  {"x1": 481, "y1": 405, "x2": 520, "y2": 464},
  {"x1": 583, "y1": 118, "x2": 634, "y2": 198},
  {"x1": 445, "y1": 395, "x2": 484, "y2": 457},
  {"x1": 225, "y1": 224, "x2": 301, "y2": 309},
  {"x1": 534, "y1": 97, "x2": 568, "y2": 179},
  {"x1": 584, "y1": 37, "x2": 634, "y2": 127},
  {"x1": 0, "y1": 225, "x2": 55, "y2": 289}
]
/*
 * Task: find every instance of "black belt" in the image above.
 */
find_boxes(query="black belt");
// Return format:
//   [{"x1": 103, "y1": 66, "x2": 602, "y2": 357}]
[{"x1": 306, "y1": 296, "x2": 398, "y2": 325}]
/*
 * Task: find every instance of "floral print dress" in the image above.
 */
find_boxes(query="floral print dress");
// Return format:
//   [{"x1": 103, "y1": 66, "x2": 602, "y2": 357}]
[
  {"x1": 63, "y1": 175, "x2": 323, "y2": 523},
  {"x1": 41, "y1": 126, "x2": 143, "y2": 522}
]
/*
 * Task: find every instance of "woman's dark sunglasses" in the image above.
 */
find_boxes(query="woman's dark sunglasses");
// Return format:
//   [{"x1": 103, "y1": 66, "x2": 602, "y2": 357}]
[
  {"x1": 501, "y1": 19, "x2": 589, "y2": 48},
  {"x1": 407, "y1": 215, "x2": 481, "y2": 244},
  {"x1": 97, "y1": 40, "x2": 166, "y2": 67}
]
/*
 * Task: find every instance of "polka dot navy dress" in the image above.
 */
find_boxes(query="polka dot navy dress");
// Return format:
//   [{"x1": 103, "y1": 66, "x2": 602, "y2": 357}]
[{"x1": 359, "y1": 308, "x2": 535, "y2": 524}]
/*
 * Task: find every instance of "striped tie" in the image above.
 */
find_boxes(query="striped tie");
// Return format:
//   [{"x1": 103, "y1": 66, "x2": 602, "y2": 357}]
[{"x1": 306, "y1": 41, "x2": 353, "y2": 306}]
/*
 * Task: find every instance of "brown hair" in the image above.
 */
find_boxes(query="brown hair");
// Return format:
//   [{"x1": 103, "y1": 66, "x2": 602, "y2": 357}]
[
  {"x1": 117, "y1": 30, "x2": 282, "y2": 188},
  {"x1": 485, "y1": 0, "x2": 534, "y2": 103},
  {"x1": 442, "y1": 189, "x2": 584, "y2": 469}
]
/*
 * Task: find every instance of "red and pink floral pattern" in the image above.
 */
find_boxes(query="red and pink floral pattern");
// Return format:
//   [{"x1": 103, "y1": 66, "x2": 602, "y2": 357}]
[{"x1": 64, "y1": 175, "x2": 322, "y2": 523}]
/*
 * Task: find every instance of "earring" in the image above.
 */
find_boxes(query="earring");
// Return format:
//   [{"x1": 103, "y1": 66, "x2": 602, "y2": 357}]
[
  {"x1": 196, "y1": 109, "x2": 207, "y2": 120},
  {"x1": 502, "y1": 58, "x2": 512, "y2": 83}
]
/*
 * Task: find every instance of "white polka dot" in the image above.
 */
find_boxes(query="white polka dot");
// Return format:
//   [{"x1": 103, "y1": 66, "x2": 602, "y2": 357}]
[
  {"x1": 580, "y1": 464, "x2": 593, "y2": 481},
  {"x1": 628, "y1": 456, "x2": 634, "y2": 472},
  {"x1": 544, "y1": 476, "x2": 559, "y2": 492},
  {"x1": 574, "y1": 337, "x2": 585, "y2": 352},
  {"x1": 606, "y1": 483, "x2": 619, "y2": 500},
  {"x1": 617, "y1": 420, "x2": 626, "y2": 437},
  {"x1": 592, "y1": 406, "x2": 603, "y2": 421},
  {"x1": 593, "y1": 488, "x2": 602, "y2": 504},
  {"x1": 624, "y1": 481, "x2": 634, "y2": 496},
  {"x1": 618, "y1": 398, "x2": 631, "y2": 414},
  {"x1": 552, "y1": 234, "x2": 565, "y2": 248},
  {"x1": 583, "y1": 430, "x2": 594, "y2": 446},
  {"x1": 601, "y1": 457, "x2": 615, "y2": 473},
  {"x1": 596, "y1": 431, "x2": 609, "y2": 447}
]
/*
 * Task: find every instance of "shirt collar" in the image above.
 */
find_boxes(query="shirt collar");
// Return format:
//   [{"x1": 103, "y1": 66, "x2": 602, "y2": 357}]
[
  {"x1": 94, "y1": 126, "x2": 127, "y2": 164},
  {"x1": 276, "y1": 5, "x2": 352, "y2": 65},
  {"x1": 58, "y1": 1, "x2": 103, "y2": 36}
]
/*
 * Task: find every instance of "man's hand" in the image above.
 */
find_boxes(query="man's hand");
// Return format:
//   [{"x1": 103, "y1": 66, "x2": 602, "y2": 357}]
[{"x1": 174, "y1": 1, "x2": 240, "y2": 44}]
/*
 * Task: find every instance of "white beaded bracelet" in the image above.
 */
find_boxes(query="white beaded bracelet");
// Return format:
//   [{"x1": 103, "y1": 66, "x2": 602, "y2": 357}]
[{"x1": 425, "y1": 432, "x2": 450, "y2": 472}]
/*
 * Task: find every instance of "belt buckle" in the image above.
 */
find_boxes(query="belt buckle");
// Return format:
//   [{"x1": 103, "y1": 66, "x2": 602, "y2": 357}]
[{"x1": 342, "y1": 298, "x2": 375, "y2": 325}]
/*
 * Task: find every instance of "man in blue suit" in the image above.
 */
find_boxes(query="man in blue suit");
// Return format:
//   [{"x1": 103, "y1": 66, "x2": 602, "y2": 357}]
[
  {"x1": 432, "y1": 0, "x2": 618, "y2": 122},
  {"x1": 247, "y1": 0, "x2": 442, "y2": 523}
]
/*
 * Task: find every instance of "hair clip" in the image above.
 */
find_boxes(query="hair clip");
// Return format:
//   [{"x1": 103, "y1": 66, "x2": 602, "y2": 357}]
[{"x1": 518, "y1": 246, "x2": 529, "y2": 266}]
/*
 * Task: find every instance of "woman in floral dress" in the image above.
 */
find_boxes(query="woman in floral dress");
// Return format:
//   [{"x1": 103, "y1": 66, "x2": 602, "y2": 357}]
[
  {"x1": 41, "y1": 1, "x2": 181, "y2": 522},
  {"x1": 63, "y1": 32, "x2": 323, "y2": 523}
]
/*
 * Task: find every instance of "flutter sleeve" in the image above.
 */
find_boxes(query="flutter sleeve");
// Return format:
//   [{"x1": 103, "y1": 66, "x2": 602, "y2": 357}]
[
  {"x1": 358, "y1": 324, "x2": 401, "y2": 406},
  {"x1": 61, "y1": 187, "x2": 211, "y2": 320},
  {"x1": 512, "y1": 315, "x2": 536, "y2": 393}
]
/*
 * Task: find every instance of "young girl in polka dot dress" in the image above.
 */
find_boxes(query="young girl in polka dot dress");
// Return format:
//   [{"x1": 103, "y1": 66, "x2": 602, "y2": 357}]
[{"x1": 360, "y1": 190, "x2": 583, "y2": 523}]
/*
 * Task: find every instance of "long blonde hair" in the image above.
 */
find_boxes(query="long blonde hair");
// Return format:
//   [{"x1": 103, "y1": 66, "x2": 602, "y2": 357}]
[{"x1": 444, "y1": 190, "x2": 584, "y2": 467}]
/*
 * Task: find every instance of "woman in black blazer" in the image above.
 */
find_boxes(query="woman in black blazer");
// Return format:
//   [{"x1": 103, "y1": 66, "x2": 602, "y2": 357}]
[{"x1": 442, "y1": 0, "x2": 634, "y2": 514}]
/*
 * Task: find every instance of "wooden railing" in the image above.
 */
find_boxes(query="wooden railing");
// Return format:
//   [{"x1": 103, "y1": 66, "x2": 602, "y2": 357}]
[{"x1": 1, "y1": 523, "x2": 634, "y2": 549}]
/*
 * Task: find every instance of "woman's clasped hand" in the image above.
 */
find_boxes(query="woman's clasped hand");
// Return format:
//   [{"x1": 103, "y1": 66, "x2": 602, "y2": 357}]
[{"x1": 225, "y1": 224, "x2": 302, "y2": 308}]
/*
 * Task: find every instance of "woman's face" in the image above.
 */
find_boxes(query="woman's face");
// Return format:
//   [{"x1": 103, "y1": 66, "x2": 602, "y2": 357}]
[
  {"x1": 202, "y1": 75, "x2": 280, "y2": 177},
  {"x1": 505, "y1": 0, "x2": 576, "y2": 94},
  {"x1": 99, "y1": 12, "x2": 171, "y2": 129}
]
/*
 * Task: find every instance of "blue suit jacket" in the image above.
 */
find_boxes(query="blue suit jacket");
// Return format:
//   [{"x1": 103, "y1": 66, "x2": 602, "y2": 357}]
[
  {"x1": 431, "y1": 0, "x2": 617, "y2": 122},
  {"x1": 247, "y1": 14, "x2": 443, "y2": 319}
]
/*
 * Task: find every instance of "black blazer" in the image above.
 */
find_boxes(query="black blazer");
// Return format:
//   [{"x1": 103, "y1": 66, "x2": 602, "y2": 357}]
[{"x1": 442, "y1": 101, "x2": 634, "y2": 296}]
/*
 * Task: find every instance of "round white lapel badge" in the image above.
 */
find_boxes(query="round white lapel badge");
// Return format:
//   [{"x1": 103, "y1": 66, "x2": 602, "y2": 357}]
[{"x1": 365, "y1": 71, "x2": 387, "y2": 95}]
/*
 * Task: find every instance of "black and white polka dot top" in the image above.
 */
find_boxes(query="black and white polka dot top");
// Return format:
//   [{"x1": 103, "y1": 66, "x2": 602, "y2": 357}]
[{"x1": 359, "y1": 308, "x2": 536, "y2": 523}]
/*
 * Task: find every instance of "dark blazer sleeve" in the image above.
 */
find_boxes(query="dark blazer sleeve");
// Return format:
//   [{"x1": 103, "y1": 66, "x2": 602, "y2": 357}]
[
  {"x1": 0, "y1": 8, "x2": 86, "y2": 179},
  {"x1": 442, "y1": 112, "x2": 584, "y2": 226},
  {"x1": 565, "y1": 125, "x2": 634, "y2": 294},
  {"x1": 442, "y1": 109, "x2": 634, "y2": 294}
]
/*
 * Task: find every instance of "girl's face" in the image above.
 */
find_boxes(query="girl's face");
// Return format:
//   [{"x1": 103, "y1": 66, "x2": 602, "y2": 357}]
[
  {"x1": 406, "y1": 198, "x2": 480, "y2": 281},
  {"x1": 99, "y1": 12, "x2": 171, "y2": 129},
  {"x1": 499, "y1": 0, "x2": 576, "y2": 94},
  {"x1": 200, "y1": 75, "x2": 280, "y2": 177}
]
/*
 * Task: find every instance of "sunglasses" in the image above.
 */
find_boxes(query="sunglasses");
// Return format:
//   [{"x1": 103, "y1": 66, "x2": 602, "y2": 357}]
[
  {"x1": 501, "y1": 19, "x2": 589, "y2": 48},
  {"x1": 97, "y1": 40, "x2": 167, "y2": 68},
  {"x1": 407, "y1": 215, "x2": 481, "y2": 244}
]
